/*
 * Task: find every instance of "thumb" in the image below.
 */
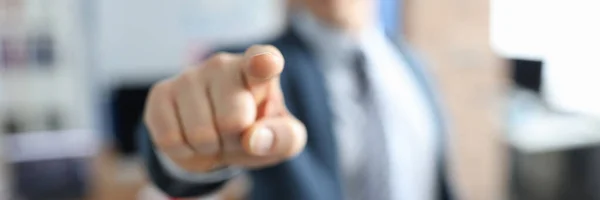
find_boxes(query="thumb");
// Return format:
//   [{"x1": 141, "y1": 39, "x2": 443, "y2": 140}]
[{"x1": 241, "y1": 116, "x2": 307, "y2": 157}]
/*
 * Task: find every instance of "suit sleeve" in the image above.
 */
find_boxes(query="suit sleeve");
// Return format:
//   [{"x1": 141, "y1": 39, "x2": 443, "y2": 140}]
[{"x1": 137, "y1": 124, "x2": 230, "y2": 198}]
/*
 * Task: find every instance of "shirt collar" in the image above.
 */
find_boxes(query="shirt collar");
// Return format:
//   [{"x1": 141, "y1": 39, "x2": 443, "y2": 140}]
[
  {"x1": 292, "y1": 10, "x2": 361, "y2": 60},
  {"x1": 291, "y1": 10, "x2": 389, "y2": 61}
]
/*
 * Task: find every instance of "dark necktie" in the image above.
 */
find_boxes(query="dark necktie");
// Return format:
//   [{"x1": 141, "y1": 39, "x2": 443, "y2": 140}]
[{"x1": 346, "y1": 50, "x2": 391, "y2": 200}]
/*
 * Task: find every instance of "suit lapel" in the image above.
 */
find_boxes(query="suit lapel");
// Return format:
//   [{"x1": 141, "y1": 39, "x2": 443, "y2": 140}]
[
  {"x1": 276, "y1": 28, "x2": 344, "y2": 198},
  {"x1": 275, "y1": 29, "x2": 451, "y2": 200}
]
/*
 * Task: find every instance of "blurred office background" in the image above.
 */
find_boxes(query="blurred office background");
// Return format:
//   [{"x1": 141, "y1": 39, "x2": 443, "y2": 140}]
[{"x1": 0, "y1": 0, "x2": 599, "y2": 199}]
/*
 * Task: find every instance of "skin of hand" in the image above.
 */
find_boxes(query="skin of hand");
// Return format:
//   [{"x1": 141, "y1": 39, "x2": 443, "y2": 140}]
[{"x1": 144, "y1": 45, "x2": 307, "y2": 172}]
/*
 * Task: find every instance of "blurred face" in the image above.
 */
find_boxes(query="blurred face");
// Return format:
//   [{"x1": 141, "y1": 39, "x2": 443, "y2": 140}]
[{"x1": 301, "y1": 0, "x2": 376, "y2": 32}]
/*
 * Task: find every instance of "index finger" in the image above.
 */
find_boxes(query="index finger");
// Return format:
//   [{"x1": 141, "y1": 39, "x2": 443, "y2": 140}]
[{"x1": 242, "y1": 45, "x2": 284, "y2": 87}]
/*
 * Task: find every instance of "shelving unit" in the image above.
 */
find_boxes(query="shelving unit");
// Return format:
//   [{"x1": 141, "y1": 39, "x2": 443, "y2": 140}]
[
  {"x1": 1, "y1": 0, "x2": 96, "y2": 130},
  {"x1": 1, "y1": 0, "x2": 98, "y2": 199}
]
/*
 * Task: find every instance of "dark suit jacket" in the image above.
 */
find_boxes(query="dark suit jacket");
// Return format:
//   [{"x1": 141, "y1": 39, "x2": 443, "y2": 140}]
[{"x1": 139, "y1": 27, "x2": 452, "y2": 200}]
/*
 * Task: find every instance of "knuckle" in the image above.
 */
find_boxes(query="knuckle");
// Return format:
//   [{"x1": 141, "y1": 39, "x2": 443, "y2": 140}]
[
  {"x1": 207, "y1": 52, "x2": 233, "y2": 67},
  {"x1": 149, "y1": 80, "x2": 173, "y2": 99},
  {"x1": 179, "y1": 69, "x2": 198, "y2": 86},
  {"x1": 144, "y1": 80, "x2": 172, "y2": 122},
  {"x1": 174, "y1": 69, "x2": 207, "y2": 96}
]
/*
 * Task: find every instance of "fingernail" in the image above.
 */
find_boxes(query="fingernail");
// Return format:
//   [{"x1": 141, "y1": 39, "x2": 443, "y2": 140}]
[
  {"x1": 251, "y1": 127, "x2": 274, "y2": 155},
  {"x1": 252, "y1": 52, "x2": 283, "y2": 65},
  {"x1": 251, "y1": 52, "x2": 274, "y2": 58}
]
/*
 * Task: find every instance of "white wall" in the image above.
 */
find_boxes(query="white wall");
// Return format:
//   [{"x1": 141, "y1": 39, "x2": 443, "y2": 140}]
[
  {"x1": 93, "y1": 0, "x2": 286, "y2": 86},
  {"x1": 0, "y1": 0, "x2": 95, "y2": 130},
  {"x1": 491, "y1": 0, "x2": 600, "y2": 116},
  {"x1": 0, "y1": 1, "x2": 97, "y2": 197}
]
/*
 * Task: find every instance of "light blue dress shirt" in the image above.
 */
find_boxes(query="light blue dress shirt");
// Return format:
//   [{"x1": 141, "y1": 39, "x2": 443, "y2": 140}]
[{"x1": 293, "y1": 10, "x2": 439, "y2": 200}]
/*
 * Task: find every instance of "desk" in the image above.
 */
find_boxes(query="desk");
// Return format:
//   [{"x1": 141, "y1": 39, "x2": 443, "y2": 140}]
[
  {"x1": 88, "y1": 147, "x2": 247, "y2": 200},
  {"x1": 88, "y1": 148, "x2": 146, "y2": 200}
]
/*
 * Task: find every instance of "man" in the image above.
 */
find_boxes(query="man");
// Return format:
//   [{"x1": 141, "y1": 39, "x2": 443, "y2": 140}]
[{"x1": 140, "y1": 0, "x2": 451, "y2": 199}]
